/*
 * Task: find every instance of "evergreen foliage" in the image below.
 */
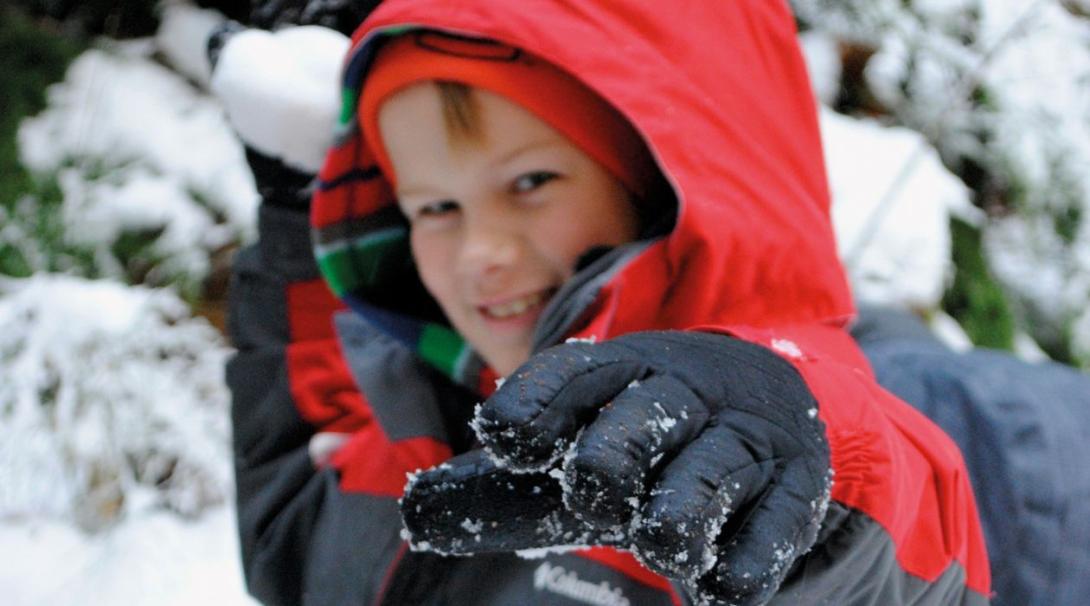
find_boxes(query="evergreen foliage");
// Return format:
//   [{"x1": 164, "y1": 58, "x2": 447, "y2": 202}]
[
  {"x1": 943, "y1": 217, "x2": 1016, "y2": 351},
  {"x1": 0, "y1": 6, "x2": 83, "y2": 209},
  {"x1": 0, "y1": 7, "x2": 89, "y2": 279}
]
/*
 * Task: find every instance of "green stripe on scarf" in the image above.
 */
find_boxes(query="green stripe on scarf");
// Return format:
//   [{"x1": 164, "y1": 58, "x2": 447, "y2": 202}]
[
  {"x1": 339, "y1": 88, "x2": 358, "y2": 126},
  {"x1": 316, "y1": 228, "x2": 407, "y2": 296},
  {"x1": 420, "y1": 324, "x2": 467, "y2": 378}
]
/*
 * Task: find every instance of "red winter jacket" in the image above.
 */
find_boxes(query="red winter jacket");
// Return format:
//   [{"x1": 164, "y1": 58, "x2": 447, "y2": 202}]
[{"x1": 227, "y1": 1, "x2": 990, "y2": 604}]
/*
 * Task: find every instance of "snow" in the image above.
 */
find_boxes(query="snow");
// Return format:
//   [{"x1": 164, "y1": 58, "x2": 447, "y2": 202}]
[
  {"x1": 0, "y1": 276, "x2": 233, "y2": 527},
  {"x1": 906, "y1": 3, "x2": 1090, "y2": 353},
  {"x1": 5, "y1": 2, "x2": 1089, "y2": 603},
  {"x1": 0, "y1": 506, "x2": 255, "y2": 606},
  {"x1": 798, "y1": 30, "x2": 842, "y2": 106},
  {"x1": 17, "y1": 42, "x2": 258, "y2": 247},
  {"x1": 795, "y1": 0, "x2": 1090, "y2": 365},
  {"x1": 820, "y1": 106, "x2": 976, "y2": 310},
  {"x1": 0, "y1": 275, "x2": 242, "y2": 602},
  {"x1": 460, "y1": 517, "x2": 484, "y2": 534},
  {"x1": 209, "y1": 25, "x2": 349, "y2": 173},
  {"x1": 155, "y1": 1, "x2": 227, "y2": 88}
]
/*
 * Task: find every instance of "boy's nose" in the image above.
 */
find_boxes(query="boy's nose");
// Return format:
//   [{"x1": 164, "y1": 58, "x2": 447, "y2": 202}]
[{"x1": 458, "y1": 217, "x2": 522, "y2": 281}]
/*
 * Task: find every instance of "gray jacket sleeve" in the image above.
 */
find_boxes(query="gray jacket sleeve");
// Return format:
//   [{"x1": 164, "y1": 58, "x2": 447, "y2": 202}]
[{"x1": 226, "y1": 203, "x2": 405, "y2": 605}]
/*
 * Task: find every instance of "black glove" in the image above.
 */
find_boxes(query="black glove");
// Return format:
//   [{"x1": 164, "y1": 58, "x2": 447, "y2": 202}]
[{"x1": 401, "y1": 331, "x2": 832, "y2": 606}]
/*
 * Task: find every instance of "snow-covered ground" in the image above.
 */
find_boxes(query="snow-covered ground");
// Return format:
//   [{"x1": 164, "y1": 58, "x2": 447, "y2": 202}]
[
  {"x1": 0, "y1": 275, "x2": 246, "y2": 605},
  {"x1": 1, "y1": 505, "x2": 254, "y2": 606},
  {"x1": 3, "y1": 1, "x2": 1087, "y2": 604},
  {"x1": 0, "y1": 276, "x2": 232, "y2": 525}
]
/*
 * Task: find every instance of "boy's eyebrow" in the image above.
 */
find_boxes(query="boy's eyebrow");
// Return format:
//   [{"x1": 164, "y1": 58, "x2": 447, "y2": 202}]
[
  {"x1": 395, "y1": 184, "x2": 446, "y2": 201},
  {"x1": 490, "y1": 137, "x2": 565, "y2": 168},
  {"x1": 396, "y1": 137, "x2": 567, "y2": 200}
]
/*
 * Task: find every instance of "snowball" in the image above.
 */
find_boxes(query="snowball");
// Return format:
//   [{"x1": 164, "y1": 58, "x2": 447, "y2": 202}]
[{"x1": 210, "y1": 26, "x2": 349, "y2": 173}]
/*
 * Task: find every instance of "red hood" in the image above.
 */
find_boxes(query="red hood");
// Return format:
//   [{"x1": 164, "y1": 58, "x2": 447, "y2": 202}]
[{"x1": 312, "y1": 0, "x2": 854, "y2": 375}]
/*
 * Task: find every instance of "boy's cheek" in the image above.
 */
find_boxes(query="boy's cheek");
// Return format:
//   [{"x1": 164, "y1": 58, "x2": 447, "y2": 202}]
[{"x1": 411, "y1": 232, "x2": 455, "y2": 282}]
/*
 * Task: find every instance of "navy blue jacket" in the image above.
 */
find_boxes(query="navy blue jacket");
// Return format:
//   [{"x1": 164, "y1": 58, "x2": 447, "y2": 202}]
[{"x1": 853, "y1": 307, "x2": 1090, "y2": 606}]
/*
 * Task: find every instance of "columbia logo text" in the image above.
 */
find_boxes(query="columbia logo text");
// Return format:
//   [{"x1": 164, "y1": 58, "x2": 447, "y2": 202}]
[{"x1": 533, "y1": 561, "x2": 630, "y2": 606}]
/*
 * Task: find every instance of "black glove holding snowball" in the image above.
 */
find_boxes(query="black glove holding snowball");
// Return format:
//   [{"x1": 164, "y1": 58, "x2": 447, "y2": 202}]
[
  {"x1": 207, "y1": 22, "x2": 349, "y2": 209},
  {"x1": 401, "y1": 331, "x2": 832, "y2": 606}
]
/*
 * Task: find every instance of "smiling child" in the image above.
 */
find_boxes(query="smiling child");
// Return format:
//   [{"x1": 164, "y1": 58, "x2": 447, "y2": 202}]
[{"x1": 228, "y1": 2, "x2": 991, "y2": 605}]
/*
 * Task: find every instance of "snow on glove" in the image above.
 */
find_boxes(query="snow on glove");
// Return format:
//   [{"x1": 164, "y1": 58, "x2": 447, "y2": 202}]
[{"x1": 401, "y1": 331, "x2": 832, "y2": 606}]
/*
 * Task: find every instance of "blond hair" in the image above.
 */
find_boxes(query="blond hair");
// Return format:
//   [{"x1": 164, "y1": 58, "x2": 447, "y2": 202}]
[{"x1": 437, "y1": 81, "x2": 484, "y2": 143}]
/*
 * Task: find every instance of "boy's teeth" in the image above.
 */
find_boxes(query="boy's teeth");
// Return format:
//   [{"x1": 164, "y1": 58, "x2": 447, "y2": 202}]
[{"x1": 486, "y1": 292, "x2": 544, "y2": 318}]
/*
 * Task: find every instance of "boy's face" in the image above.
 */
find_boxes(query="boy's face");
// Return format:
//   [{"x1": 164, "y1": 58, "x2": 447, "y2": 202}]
[{"x1": 379, "y1": 83, "x2": 639, "y2": 375}]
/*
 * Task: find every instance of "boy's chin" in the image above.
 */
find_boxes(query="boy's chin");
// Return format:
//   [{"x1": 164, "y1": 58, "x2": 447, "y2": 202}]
[{"x1": 478, "y1": 343, "x2": 532, "y2": 377}]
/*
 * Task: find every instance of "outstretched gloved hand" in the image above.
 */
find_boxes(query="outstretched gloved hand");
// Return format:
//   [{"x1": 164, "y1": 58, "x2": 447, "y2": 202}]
[{"x1": 401, "y1": 331, "x2": 833, "y2": 606}]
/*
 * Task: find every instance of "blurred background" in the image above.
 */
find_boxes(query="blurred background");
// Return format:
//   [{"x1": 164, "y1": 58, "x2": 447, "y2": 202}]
[{"x1": 1, "y1": 0, "x2": 1088, "y2": 604}]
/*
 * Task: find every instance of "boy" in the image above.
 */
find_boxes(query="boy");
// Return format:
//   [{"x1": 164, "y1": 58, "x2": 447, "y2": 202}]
[{"x1": 227, "y1": 1, "x2": 991, "y2": 604}]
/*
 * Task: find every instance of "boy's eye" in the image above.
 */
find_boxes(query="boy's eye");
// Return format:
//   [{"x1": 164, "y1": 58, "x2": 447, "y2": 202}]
[
  {"x1": 416, "y1": 200, "x2": 460, "y2": 218},
  {"x1": 512, "y1": 171, "x2": 558, "y2": 194},
  {"x1": 407, "y1": 199, "x2": 460, "y2": 225}
]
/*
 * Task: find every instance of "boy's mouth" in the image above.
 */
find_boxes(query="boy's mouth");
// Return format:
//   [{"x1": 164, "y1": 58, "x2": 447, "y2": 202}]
[{"x1": 480, "y1": 289, "x2": 554, "y2": 320}]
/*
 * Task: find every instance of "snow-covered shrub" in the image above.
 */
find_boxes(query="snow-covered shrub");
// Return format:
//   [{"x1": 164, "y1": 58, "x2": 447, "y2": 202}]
[
  {"x1": 0, "y1": 275, "x2": 233, "y2": 531},
  {"x1": 11, "y1": 42, "x2": 258, "y2": 296},
  {"x1": 820, "y1": 107, "x2": 975, "y2": 311},
  {"x1": 156, "y1": 1, "x2": 227, "y2": 88},
  {"x1": 793, "y1": 0, "x2": 1090, "y2": 366}
]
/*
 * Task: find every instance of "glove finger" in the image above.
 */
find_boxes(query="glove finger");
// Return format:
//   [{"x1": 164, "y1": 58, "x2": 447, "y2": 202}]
[
  {"x1": 633, "y1": 425, "x2": 777, "y2": 581},
  {"x1": 400, "y1": 449, "x2": 597, "y2": 555},
  {"x1": 693, "y1": 459, "x2": 832, "y2": 606},
  {"x1": 474, "y1": 343, "x2": 645, "y2": 471},
  {"x1": 562, "y1": 374, "x2": 710, "y2": 528}
]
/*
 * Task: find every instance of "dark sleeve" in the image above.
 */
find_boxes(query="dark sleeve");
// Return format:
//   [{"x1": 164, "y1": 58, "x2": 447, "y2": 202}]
[{"x1": 226, "y1": 203, "x2": 403, "y2": 605}]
